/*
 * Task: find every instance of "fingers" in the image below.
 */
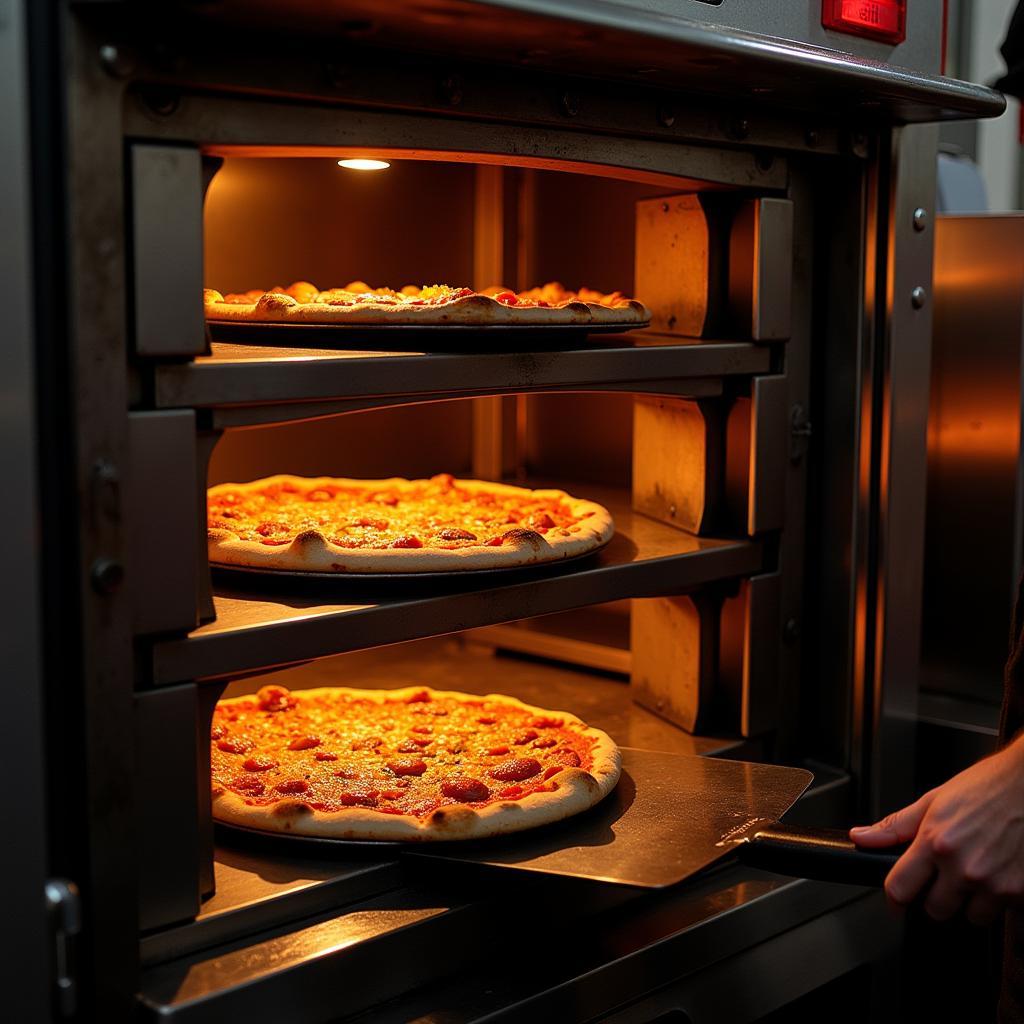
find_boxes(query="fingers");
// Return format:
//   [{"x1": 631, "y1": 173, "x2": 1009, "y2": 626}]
[
  {"x1": 922, "y1": 870, "x2": 970, "y2": 922},
  {"x1": 850, "y1": 790, "x2": 936, "y2": 848},
  {"x1": 884, "y1": 837, "x2": 936, "y2": 908}
]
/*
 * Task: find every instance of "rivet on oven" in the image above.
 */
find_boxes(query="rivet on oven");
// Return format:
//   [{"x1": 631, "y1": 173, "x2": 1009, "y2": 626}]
[
  {"x1": 669, "y1": 504, "x2": 677, "y2": 518},
  {"x1": 784, "y1": 618, "x2": 801, "y2": 644},
  {"x1": 440, "y1": 75, "x2": 464, "y2": 106},
  {"x1": 91, "y1": 559, "x2": 125, "y2": 596},
  {"x1": 730, "y1": 117, "x2": 751, "y2": 140},
  {"x1": 657, "y1": 104, "x2": 676, "y2": 128},
  {"x1": 560, "y1": 91, "x2": 581, "y2": 117},
  {"x1": 913, "y1": 207, "x2": 928, "y2": 232},
  {"x1": 139, "y1": 86, "x2": 180, "y2": 118},
  {"x1": 911, "y1": 286, "x2": 927, "y2": 309},
  {"x1": 98, "y1": 44, "x2": 134, "y2": 80},
  {"x1": 805, "y1": 128, "x2": 820, "y2": 148},
  {"x1": 755, "y1": 151, "x2": 774, "y2": 172}
]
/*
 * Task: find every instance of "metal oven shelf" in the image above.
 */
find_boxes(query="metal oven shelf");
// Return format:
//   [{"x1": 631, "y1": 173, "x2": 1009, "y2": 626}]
[
  {"x1": 148, "y1": 495, "x2": 762, "y2": 685},
  {"x1": 142, "y1": 650, "x2": 752, "y2": 967},
  {"x1": 151, "y1": 337, "x2": 772, "y2": 426}
]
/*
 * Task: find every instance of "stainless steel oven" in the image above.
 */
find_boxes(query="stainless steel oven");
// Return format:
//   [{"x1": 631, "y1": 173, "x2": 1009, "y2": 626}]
[{"x1": 5, "y1": 1, "x2": 1003, "y2": 1021}]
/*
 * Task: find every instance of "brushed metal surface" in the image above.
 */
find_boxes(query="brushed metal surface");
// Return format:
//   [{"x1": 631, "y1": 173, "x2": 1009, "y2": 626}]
[
  {"x1": 153, "y1": 339, "x2": 772, "y2": 412},
  {"x1": 407, "y1": 748, "x2": 812, "y2": 887},
  {"x1": 924, "y1": 215, "x2": 1024, "y2": 705},
  {"x1": 165, "y1": 0, "x2": 1001, "y2": 121},
  {"x1": 131, "y1": 145, "x2": 205, "y2": 358},
  {"x1": 150, "y1": 490, "x2": 763, "y2": 684}
]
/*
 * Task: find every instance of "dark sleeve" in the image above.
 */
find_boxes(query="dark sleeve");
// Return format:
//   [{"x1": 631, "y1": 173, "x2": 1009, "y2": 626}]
[{"x1": 995, "y1": 1, "x2": 1024, "y2": 97}]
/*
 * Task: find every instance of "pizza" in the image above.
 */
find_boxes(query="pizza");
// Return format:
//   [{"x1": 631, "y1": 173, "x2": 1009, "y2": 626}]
[
  {"x1": 210, "y1": 684, "x2": 622, "y2": 841},
  {"x1": 203, "y1": 280, "x2": 650, "y2": 327},
  {"x1": 207, "y1": 473, "x2": 614, "y2": 573}
]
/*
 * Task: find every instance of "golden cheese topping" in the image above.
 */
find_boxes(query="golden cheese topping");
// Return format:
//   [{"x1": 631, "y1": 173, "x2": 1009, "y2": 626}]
[
  {"x1": 211, "y1": 685, "x2": 596, "y2": 818},
  {"x1": 211, "y1": 280, "x2": 637, "y2": 309},
  {"x1": 208, "y1": 473, "x2": 586, "y2": 551}
]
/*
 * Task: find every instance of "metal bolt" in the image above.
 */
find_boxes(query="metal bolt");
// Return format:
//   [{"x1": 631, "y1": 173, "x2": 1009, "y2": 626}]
[
  {"x1": 440, "y1": 74, "x2": 463, "y2": 106},
  {"x1": 730, "y1": 117, "x2": 751, "y2": 140},
  {"x1": 913, "y1": 207, "x2": 928, "y2": 232},
  {"x1": 911, "y1": 286, "x2": 927, "y2": 309},
  {"x1": 755, "y1": 151, "x2": 774, "y2": 172},
  {"x1": 661, "y1": 202, "x2": 670, "y2": 213},
  {"x1": 783, "y1": 618, "x2": 801, "y2": 644},
  {"x1": 560, "y1": 91, "x2": 580, "y2": 117},
  {"x1": 668, "y1": 504, "x2": 677, "y2": 518},
  {"x1": 805, "y1": 128, "x2": 820, "y2": 147},
  {"x1": 657, "y1": 103, "x2": 676, "y2": 128},
  {"x1": 91, "y1": 559, "x2": 124, "y2": 596},
  {"x1": 849, "y1": 132, "x2": 869, "y2": 158},
  {"x1": 99, "y1": 44, "x2": 134, "y2": 79}
]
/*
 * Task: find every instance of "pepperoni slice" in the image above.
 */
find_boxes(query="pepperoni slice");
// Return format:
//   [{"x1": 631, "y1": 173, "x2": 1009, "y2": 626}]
[
  {"x1": 242, "y1": 756, "x2": 277, "y2": 772},
  {"x1": 287, "y1": 734, "x2": 322, "y2": 750},
  {"x1": 391, "y1": 535, "x2": 423, "y2": 549},
  {"x1": 275, "y1": 779, "x2": 309, "y2": 794},
  {"x1": 388, "y1": 757, "x2": 427, "y2": 776},
  {"x1": 230, "y1": 775, "x2": 265, "y2": 795},
  {"x1": 217, "y1": 737, "x2": 253, "y2": 754},
  {"x1": 551, "y1": 748, "x2": 582, "y2": 768},
  {"x1": 513, "y1": 730, "x2": 539, "y2": 745},
  {"x1": 490, "y1": 757, "x2": 542, "y2": 782},
  {"x1": 441, "y1": 776, "x2": 490, "y2": 802},
  {"x1": 314, "y1": 751, "x2": 339, "y2": 762}
]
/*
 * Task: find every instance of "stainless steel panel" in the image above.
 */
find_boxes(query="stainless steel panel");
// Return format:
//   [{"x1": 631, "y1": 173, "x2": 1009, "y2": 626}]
[
  {"x1": 128, "y1": 411, "x2": 200, "y2": 634},
  {"x1": 729, "y1": 198, "x2": 793, "y2": 341},
  {"x1": 924, "y1": 215, "x2": 1024, "y2": 705},
  {"x1": 0, "y1": 1, "x2": 52, "y2": 1017},
  {"x1": 154, "y1": 341, "x2": 772, "y2": 413},
  {"x1": 408, "y1": 748, "x2": 812, "y2": 887},
  {"x1": 721, "y1": 571, "x2": 782, "y2": 737},
  {"x1": 150, "y1": 491, "x2": 763, "y2": 685},
  {"x1": 136, "y1": 686, "x2": 202, "y2": 932},
  {"x1": 868, "y1": 124, "x2": 940, "y2": 814},
  {"x1": 153, "y1": 0, "x2": 1002, "y2": 121},
  {"x1": 749, "y1": 374, "x2": 789, "y2": 533},
  {"x1": 127, "y1": 97, "x2": 787, "y2": 193},
  {"x1": 131, "y1": 145, "x2": 205, "y2": 357}
]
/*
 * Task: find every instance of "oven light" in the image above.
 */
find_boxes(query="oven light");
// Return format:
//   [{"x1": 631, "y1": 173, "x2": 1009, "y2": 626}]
[{"x1": 337, "y1": 158, "x2": 391, "y2": 171}]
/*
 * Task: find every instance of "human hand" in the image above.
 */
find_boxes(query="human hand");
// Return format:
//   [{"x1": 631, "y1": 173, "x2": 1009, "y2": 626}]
[{"x1": 849, "y1": 736, "x2": 1024, "y2": 925}]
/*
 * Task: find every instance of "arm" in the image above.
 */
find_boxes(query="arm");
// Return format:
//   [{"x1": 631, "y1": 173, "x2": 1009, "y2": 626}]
[{"x1": 849, "y1": 733, "x2": 1024, "y2": 925}]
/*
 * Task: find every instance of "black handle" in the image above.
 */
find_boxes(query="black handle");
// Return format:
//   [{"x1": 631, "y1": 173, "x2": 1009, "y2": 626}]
[{"x1": 737, "y1": 822, "x2": 904, "y2": 887}]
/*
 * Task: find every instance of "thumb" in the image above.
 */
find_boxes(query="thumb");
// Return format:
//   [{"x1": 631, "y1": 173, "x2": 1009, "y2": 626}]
[{"x1": 849, "y1": 791, "x2": 936, "y2": 848}]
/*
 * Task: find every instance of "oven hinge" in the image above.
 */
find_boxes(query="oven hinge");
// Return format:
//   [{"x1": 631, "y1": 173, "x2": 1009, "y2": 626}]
[
  {"x1": 45, "y1": 878, "x2": 81, "y2": 1018},
  {"x1": 790, "y1": 404, "x2": 813, "y2": 463}
]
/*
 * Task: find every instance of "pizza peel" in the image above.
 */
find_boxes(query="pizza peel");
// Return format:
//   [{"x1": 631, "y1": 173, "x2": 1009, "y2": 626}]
[{"x1": 401, "y1": 748, "x2": 902, "y2": 889}]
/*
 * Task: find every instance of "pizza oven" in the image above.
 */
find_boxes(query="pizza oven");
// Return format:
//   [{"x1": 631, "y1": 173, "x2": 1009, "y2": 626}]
[{"x1": 7, "y1": 2, "x2": 1004, "y2": 1021}]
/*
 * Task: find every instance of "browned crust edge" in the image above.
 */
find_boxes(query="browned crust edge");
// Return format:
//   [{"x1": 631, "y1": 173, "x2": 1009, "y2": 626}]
[
  {"x1": 207, "y1": 475, "x2": 615, "y2": 573},
  {"x1": 211, "y1": 685, "x2": 622, "y2": 842},
  {"x1": 204, "y1": 292, "x2": 651, "y2": 327}
]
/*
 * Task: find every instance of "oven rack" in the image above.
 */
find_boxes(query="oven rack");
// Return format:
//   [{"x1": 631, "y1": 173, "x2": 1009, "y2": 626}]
[
  {"x1": 142, "y1": 651, "x2": 748, "y2": 967},
  {"x1": 147, "y1": 490, "x2": 761, "y2": 686},
  {"x1": 149, "y1": 337, "x2": 772, "y2": 428}
]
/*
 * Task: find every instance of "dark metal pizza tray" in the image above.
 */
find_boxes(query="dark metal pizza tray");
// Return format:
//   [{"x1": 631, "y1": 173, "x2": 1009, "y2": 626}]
[
  {"x1": 217, "y1": 748, "x2": 901, "y2": 890},
  {"x1": 210, "y1": 542, "x2": 609, "y2": 589},
  {"x1": 206, "y1": 319, "x2": 649, "y2": 352}
]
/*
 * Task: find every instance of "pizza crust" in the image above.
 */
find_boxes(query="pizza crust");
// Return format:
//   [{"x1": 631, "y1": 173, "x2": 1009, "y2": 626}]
[
  {"x1": 204, "y1": 288, "x2": 650, "y2": 328},
  {"x1": 211, "y1": 685, "x2": 622, "y2": 842},
  {"x1": 208, "y1": 475, "x2": 615, "y2": 573}
]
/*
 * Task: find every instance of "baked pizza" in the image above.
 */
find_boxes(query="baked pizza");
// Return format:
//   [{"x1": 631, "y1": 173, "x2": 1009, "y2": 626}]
[
  {"x1": 203, "y1": 280, "x2": 650, "y2": 327},
  {"x1": 207, "y1": 473, "x2": 614, "y2": 573},
  {"x1": 211, "y1": 684, "x2": 622, "y2": 841}
]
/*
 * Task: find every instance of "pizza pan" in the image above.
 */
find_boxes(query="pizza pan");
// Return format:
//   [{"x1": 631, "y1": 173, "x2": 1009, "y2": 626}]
[
  {"x1": 212, "y1": 748, "x2": 899, "y2": 889},
  {"x1": 216, "y1": 821, "x2": 404, "y2": 851},
  {"x1": 210, "y1": 541, "x2": 609, "y2": 587},
  {"x1": 206, "y1": 320, "x2": 647, "y2": 351}
]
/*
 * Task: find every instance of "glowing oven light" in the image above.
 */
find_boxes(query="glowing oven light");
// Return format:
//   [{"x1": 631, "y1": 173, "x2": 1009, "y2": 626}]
[
  {"x1": 337, "y1": 158, "x2": 391, "y2": 171},
  {"x1": 822, "y1": 0, "x2": 906, "y2": 45}
]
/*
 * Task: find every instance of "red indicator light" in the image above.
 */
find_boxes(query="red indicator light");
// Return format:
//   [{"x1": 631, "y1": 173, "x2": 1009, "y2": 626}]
[{"x1": 822, "y1": 0, "x2": 906, "y2": 45}]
